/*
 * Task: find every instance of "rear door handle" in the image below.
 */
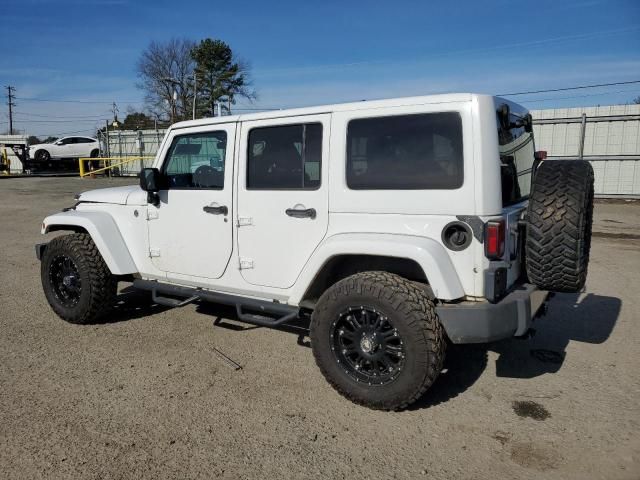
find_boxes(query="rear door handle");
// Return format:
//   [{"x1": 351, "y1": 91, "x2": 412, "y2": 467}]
[
  {"x1": 285, "y1": 207, "x2": 316, "y2": 219},
  {"x1": 203, "y1": 205, "x2": 228, "y2": 215}
]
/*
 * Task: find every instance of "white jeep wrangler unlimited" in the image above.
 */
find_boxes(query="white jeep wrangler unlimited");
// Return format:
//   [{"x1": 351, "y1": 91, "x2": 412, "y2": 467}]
[{"x1": 37, "y1": 94, "x2": 594, "y2": 410}]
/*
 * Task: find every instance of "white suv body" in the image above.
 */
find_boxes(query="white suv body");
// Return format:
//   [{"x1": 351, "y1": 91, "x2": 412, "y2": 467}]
[
  {"x1": 49, "y1": 95, "x2": 507, "y2": 299},
  {"x1": 29, "y1": 136, "x2": 99, "y2": 161},
  {"x1": 36, "y1": 93, "x2": 594, "y2": 410}
]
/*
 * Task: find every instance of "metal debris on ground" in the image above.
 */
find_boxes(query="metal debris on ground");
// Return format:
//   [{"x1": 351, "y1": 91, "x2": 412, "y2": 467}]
[{"x1": 212, "y1": 347, "x2": 242, "y2": 371}]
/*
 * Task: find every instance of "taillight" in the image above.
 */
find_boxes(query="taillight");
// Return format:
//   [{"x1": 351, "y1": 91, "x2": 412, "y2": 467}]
[
  {"x1": 534, "y1": 150, "x2": 547, "y2": 160},
  {"x1": 485, "y1": 220, "x2": 505, "y2": 260}
]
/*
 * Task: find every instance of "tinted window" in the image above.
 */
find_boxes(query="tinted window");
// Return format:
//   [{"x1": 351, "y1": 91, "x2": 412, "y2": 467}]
[
  {"x1": 163, "y1": 131, "x2": 227, "y2": 189},
  {"x1": 497, "y1": 108, "x2": 535, "y2": 205},
  {"x1": 77, "y1": 137, "x2": 94, "y2": 143},
  {"x1": 59, "y1": 138, "x2": 73, "y2": 145},
  {"x1": 346, "y1": 112, "x2": 463, "y2": 190},
  {"x1": 247, "y1": 123, "x2": 322, "y2": 189}
]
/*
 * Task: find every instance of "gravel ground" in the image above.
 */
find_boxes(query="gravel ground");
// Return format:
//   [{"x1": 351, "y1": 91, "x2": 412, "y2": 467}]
[{"x1": 1, "y1": 176, "x2": 639, "y2": 480}]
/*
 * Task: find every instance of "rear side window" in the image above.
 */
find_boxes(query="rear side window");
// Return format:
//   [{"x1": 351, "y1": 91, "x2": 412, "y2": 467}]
[
  {"x1": 346, "y1": 112, "x2": 463, "y2": 190},
  {"x1": 163, "y1": 131, "x2": 227, "y2": 189},
  {"x1": 247, "y1": 123, "x2": 322, "y2": 190},
  {"x1": 497, "y1": 106, "x2": 535, "y2": 205}
]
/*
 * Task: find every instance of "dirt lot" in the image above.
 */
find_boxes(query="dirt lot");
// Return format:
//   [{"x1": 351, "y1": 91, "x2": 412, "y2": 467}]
[{"x1": 1, "y1": 176, "x2": 639, "y2": 480}]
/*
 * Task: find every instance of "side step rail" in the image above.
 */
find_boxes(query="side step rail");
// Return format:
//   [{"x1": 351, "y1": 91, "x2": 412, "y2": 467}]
[
  {"x1": 151, "y1": 289, "x2": 199, "y2": 308},
  {"x1": 133, "y1": 279, "x2": 300, "y2": 327}
]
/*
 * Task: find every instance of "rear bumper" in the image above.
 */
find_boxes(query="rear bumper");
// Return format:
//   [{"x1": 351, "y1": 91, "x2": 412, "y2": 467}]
[{"x1": 436, "y1": 283, "x2": 548, "y2": 344}]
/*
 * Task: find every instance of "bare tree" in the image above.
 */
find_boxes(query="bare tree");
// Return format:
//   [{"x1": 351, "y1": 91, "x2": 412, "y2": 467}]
[{"x1": 136, "y1": 38, "x2": 196, "y2": 122}]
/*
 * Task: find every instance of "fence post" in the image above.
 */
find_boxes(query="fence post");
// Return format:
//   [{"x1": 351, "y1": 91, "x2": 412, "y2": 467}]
[
  {"x1": 578, "y1": 113, "x2": 587, "y2": 160},
  {"x1": 117, "y1": 131, "x2": 123, "y2": 173},
  {"x1": 105, "y1": 120, "x2": 110, "y2": 158},
  {"x1": 138, "y1": 130, "x2": 144, "y2": 171}
]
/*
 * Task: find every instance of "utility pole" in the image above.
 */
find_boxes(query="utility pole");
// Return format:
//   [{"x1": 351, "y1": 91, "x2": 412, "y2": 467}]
[
  {"x1": 5, "y1": 86, "x2": 16, "y2": 135},
  {"x1": 111, "y1": 102, "x2": 119, "y2": 127}
]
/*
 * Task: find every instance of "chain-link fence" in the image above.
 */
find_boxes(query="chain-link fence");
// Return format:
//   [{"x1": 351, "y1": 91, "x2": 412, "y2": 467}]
[{"x1": 98, "y1": 129, "x2": 167, "y2": 175}]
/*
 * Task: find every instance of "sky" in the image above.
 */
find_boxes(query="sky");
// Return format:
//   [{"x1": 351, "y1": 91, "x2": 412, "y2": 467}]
[{"x1": 1, "y1": 0, "x2": 639, "y2": 138}]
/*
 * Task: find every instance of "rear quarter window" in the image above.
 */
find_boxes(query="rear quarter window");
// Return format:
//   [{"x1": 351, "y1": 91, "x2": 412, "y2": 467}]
[
  {"x1": 346, "y1": 112, "x2": 463, "y2": 190},
  {"x1": 497, "y1": 108, "x2": 535, "y2": 205}
]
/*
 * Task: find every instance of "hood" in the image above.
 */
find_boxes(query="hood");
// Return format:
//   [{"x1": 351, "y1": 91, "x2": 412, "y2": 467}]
[
  {"x1": 77, "y1": 185, "x2": 147, "y2": 206},
  {"x1": 29, "y1": 143, "x2": 50, "y2": 150}
]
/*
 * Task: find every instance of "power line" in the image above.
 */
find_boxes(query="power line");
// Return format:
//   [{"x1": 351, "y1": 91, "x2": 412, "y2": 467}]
[
  {"x1": 30, "y1": 127, "x2": 98, "y2": 137},
  {"x1": 13, "y1": 111, "x2": 111, "y2": 119},
  {"x1": 14, "y1": 96, "x2": 144, "y2": 105},
  {"x1": 498, "y1": 80, "x2": 640, "y2": 97},
  {"x1": 255, "y1": 26, "x2": 640, "y2": 75},
  {"x1": 12, "y1": 119, "x2": 105, "y2": 124},
  {"x1": 516, "y1": 88, "x2": 640, "y2": 104}
]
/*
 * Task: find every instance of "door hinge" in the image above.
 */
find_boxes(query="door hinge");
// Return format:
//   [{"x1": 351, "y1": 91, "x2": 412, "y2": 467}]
[
  {"x1": 149, "y1": 248, "x2": 161, "y2": 258},
  {"x1": 237, "y1": 216, "x2": 252, "y2": 227},
  {"x1": 239, "y1": 257, "x2": 254, "y2": 270},
  {"x1": 147, "y1": 209, "x2": 159, "y2": 220}
]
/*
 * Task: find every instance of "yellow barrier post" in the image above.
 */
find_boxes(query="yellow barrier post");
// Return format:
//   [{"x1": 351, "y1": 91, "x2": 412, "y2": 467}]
[
  {"x1": 78, "y1": 156, "x2": 154, "y2": 178},
  {"x1": 1, "y1": 148, "x2": 9, "y2": 175}
]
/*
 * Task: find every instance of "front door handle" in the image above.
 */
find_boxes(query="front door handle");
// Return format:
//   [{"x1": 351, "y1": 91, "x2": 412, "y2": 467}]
[
  {"x1": 203, "y1": 205, "x2": 228, "y2": 215},
  {"x1": 285, "y1": 207, "x2": 316, "y2": 219}
]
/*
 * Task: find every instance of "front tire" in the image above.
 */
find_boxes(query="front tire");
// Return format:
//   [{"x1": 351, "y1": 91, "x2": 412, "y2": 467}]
[
  {"x1": 41, "y1": 233, "x2": 117, "y2": 324},
  {"x1": 310, "y1": 272, "x2": 445, "y2": 410}
]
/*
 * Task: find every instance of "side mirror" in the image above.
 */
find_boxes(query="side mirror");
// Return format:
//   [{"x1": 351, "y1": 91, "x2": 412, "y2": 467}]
[
  {"x1": 140, "y1": 167, "x2": 161, "y2": 192},
  {"x1": 523, "y1": 113, "x2": 533, "y2": 133},
  {"x1": 139, "y1": 168, "x2": 161, "y2": 206}
]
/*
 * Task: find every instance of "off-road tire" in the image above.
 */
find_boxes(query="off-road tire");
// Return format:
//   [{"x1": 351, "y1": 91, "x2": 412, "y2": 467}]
[
  {"x1": 41, "y1": 233, "x2": 117, "y2": 324},
  {"x1": 310, "y1": 271, "x2": 446, "y2": 410},
  {"x1": 526, "y1": 160, "x2": 594, "y2": 292}
]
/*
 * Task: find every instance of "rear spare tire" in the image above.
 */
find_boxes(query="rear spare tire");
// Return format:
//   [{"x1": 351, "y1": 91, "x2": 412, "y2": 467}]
[{"x1": 525, "y1": 160, "x2": 594, "y2": 292}]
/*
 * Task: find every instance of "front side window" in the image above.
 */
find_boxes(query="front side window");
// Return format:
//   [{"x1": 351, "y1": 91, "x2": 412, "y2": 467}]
[
  {"x1": 247, "y1": 123, "x2": 322, "y2": 190},
  {"x1": 346, "y1": 112, "x2": 463, "y2": 190},
  {"x1": 163, "y1": 131, "x2": 227, "y2": 189}
]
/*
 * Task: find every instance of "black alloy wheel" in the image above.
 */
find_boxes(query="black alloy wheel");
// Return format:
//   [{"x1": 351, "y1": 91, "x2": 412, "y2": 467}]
[
  {"x1": 48, "y1": 254, "x2": 82, "y2": 307},
  {"x1": 330, "y1": 306, "x2": 406, "y2": 386}
]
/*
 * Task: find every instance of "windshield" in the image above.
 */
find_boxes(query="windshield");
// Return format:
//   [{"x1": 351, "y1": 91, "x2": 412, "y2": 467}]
[{"x1": 496, "y1": 103, "x2": 535, "y2": 206}]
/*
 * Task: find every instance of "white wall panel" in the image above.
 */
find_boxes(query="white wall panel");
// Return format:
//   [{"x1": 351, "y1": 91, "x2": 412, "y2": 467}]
[{"x1": 531, "y1": 104, "x2": 640, "y2": 196}]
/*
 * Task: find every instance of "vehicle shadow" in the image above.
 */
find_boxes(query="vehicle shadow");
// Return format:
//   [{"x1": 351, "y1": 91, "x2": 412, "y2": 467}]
[
  {"x1": 410, "y1": 292, "x2": 621, "y2": 410},
  {"x1": 100, "y1": 288, "x2": 622, "y2": 409},
  {"x1": 492, "y1": 291, "x2": 621, "y2": 379},
  {"x1": 97, "y1": 285, "x2": 172, "y2": 324}
]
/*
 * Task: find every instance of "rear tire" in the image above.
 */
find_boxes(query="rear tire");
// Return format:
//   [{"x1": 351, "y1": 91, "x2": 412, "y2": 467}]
[
  {"x1": 310, "y1": 271, "x2": 445, "y2": 410},
  {"x1": 41, "y1": 233, "x2": 117, "y2": 324},
  {"x1": 526, "y1": 160, "x2": 594, "y2": 292},
  {"x1": 36, "y1": 150, "x2": 50, "y2": 162}
]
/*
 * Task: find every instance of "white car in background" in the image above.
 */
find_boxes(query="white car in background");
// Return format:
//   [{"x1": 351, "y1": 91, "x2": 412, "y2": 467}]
[{"x1": 29, "y1": 136, "x2": 100, "y2": 162}]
